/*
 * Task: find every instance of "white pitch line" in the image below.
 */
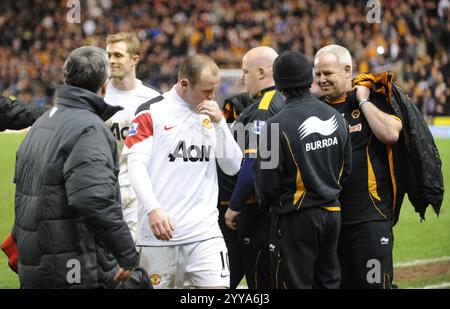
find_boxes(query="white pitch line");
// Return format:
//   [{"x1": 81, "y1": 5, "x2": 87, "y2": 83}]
[
  {"x1": 394, "y1": 256, "x2": 450, "y2": 268},
  {"x1": 234, "y1": 256, "x2": 450, "y2": 289},
  {"x1": 2, "y1": 129, "x2": 29, "y2": 134},
  {"x1": 420, "y1": 282, "x2": 450, "y2": 289}
]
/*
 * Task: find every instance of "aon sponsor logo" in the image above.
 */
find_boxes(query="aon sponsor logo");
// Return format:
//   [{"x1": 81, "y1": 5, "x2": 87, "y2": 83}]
[
  {"x1": 110, "y1": 122, "x2": 129, "y2": 141},
  {"x1": 169, "y1": 141, "x2": 212, "y2": 162}
]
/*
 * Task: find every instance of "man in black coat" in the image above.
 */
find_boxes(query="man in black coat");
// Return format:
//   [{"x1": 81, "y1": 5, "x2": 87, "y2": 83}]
[{"x1": 12, "y1": 46, "x2": 139, "y2": 288}]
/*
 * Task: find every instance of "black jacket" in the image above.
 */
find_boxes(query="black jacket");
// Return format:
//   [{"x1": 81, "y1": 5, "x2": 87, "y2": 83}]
[
  {"x1": 254, "y1": 94, "x2": 352, "y2": 215},
  {"x1": 13, "y1": 85, "x2": 139, "y2": 288},
  {"x1": 0, "y1": 96, "x2": 48, "y2": 131},
  {"x1": 353, "y1": 73, "x2": 444, "y2": 224},
  {"x1": 218, "y1": 87, "x2": 285, "y2": 206}
]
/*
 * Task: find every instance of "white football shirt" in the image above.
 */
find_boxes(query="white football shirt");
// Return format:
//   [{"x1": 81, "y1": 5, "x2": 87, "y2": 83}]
[
  {"x1": 104, "y1": 79, "x2": 161, "y2": 181},
  {"x1": 104, "y1": 79, "x2": 161, "y2": 240},
  {"x1": 123, "y1": 87, "x2": 242, "y2": 246}
]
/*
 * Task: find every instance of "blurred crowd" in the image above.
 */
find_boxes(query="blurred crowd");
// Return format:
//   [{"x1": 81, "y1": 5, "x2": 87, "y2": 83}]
[{"x1": 0, "y1": 0, "x2": 449, "y2": 118}]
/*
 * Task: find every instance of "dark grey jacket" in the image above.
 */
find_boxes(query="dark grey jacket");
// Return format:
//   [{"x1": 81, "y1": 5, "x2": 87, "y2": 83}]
[{"x1": 13, "y1": 85, "x2": 139, "y2": 288}]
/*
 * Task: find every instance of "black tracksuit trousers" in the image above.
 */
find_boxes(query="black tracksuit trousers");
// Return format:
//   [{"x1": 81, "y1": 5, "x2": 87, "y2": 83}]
[
  {"x1": 272, "y1": 207, "x2": 341, "y2": 289},
  {"x1": 338, "y1": 220, "x2": 395, "y2": 289}
]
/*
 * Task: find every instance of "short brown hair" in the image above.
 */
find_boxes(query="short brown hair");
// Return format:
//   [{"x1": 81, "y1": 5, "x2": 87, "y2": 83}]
[
  {"x1": 178, "y1": 54, "x2": 219, "y2": 86},
  {"x1": 106, "y1": 32, "x2": 141, "y2": 56}
]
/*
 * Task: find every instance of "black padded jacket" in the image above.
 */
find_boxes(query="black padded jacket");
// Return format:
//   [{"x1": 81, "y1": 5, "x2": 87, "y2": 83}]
[
  {"x1": 13, "y1": 85, "x2": 139, "y2": 288},
  {"x1": 0, "y1": 96, "x2": 48, "y2": 131}
]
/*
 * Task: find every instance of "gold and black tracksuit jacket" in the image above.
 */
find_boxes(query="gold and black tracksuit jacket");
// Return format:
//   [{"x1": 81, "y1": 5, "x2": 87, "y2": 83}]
[
  {"x1": 254, "y1": 94, "x2": 352, "y2": 215},
  {"x1": 322, "y1": 90, "x2": 399, "y2": 225},
  {"x1": 218, "y1": 86, "x2": 285, "y2": 207},
  {"x1": 236, "y1": 86, "x2": 286, "y2": 156}
]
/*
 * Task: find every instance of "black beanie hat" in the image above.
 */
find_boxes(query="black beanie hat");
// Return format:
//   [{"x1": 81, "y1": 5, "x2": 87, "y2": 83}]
[{"x1": 273, "y1": 51, "x2": 313, "y2": 91}]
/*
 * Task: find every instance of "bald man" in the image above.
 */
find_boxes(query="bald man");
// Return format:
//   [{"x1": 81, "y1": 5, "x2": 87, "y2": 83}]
[{"x1": 223, "y1": 46, "x2": 285, "y2": 289}]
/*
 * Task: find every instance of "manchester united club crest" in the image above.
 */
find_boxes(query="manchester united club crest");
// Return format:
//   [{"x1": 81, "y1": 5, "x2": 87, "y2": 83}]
[
  {"x1": 202, "y1": 118, "x2": 212, "y2": 129},
  {"x1": 150, "y1": 273, "x2": 161, "y2": 286}
]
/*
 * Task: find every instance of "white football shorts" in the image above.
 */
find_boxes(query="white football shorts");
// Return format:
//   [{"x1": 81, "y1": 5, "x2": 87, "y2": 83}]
[{"x1": 138, "y1": 237, "x2": 230, "y2": 288}]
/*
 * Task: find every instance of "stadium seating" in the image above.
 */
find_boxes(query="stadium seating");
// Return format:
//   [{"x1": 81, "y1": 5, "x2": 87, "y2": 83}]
[{"x1": 0, "y1": 0, "x2": 448, "y2": 116}]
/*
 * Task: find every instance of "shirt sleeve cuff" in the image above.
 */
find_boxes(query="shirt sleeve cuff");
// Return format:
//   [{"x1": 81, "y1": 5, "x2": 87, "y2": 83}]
[{"x1": 213, "y1": 117, "x2": 227, "y2": 129}]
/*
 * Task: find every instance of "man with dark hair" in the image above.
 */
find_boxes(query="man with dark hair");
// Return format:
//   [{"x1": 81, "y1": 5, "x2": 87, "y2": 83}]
[
  {"x1": 124, "y1": 54, "x2": 242, "y2": 289},
  {"x1": 13, "y1": 46, "x2": 139, "y2": 288},
  {"x1": 63, "y1": 47, "x2": 111, "y2": 93},
  {"x1": 253, "y1": 51, "x2": 352, "y2": 289}
]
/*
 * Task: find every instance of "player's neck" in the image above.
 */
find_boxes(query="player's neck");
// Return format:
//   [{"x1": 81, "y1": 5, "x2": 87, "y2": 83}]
[
  {"x1": 325, "y1": 84, "x2": 352, "y2": 103},
  {"x1": 259, "y1": 80, "x2": 275, "y2": 92},
  {"x1": 111, "y1": 75, "x2": 138, "y2": 91}
]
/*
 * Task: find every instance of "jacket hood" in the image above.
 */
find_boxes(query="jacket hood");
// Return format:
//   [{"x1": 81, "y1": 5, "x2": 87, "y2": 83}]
[{"x1": 56, "y1": 84, "x2": 123, "y2": 121}]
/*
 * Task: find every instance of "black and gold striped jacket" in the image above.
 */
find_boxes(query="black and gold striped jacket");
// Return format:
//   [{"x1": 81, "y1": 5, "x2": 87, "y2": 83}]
[
  {"x1": 235, "y1": 86, "x2": 285, "y2": 156},
  {"x1": 353, "y1": 72, "x2": 444, "y2": 224}
]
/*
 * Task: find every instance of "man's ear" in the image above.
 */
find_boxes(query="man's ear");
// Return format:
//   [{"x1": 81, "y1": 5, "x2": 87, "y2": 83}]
[
  {"x1": 98, "y1": 79, "x2": 108, "y2": 97},
  {"x1": 258, "y1": 67, "x2": 265, "y2": 80},
  {"x1": 180, "y1": 79, "x2": 190, "y2": 89},
  {"x1": 344, "y1": 64, "x2": 352, "y2": 79},
  {"x1": 131, "y1": 54, "x2": 140, "y2": 66}
]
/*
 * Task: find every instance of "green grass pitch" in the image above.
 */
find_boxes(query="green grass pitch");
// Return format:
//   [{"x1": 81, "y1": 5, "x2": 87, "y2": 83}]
[{"x1": 0, "y1": 133, "x2": 449, "y2": 288}]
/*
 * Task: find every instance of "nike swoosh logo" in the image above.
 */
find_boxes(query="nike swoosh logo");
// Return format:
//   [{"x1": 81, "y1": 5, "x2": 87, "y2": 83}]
[{"x1": 164, "y1": 125, "x2": 176, "y2": 131}]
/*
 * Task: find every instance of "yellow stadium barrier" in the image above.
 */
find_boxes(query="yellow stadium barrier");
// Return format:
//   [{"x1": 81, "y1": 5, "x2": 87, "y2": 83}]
[{"x1": 433, "y1": 117, "x2": 450, "y2": 126}]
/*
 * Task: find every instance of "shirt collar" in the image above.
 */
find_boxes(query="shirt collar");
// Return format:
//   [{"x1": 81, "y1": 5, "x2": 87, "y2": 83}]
[
  {"x1": 255, "y1": 85, "x2": 277, "y2": 98},
  {"x1": 108, "y1": 79, "x2": 142, "y2": 93},
  {"x1": 167, "y1": 86, "x2": 191, "y2": 108}
]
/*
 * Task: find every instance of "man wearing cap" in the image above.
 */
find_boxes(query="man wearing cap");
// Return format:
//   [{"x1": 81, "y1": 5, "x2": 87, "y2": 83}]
[{"x1": 253, "y1": 51, "x2": 352, "y2": 289}]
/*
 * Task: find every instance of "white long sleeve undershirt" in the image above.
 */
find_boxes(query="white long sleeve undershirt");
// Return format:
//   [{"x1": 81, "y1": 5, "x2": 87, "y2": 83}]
[
  {"x1": 128, "y1": 152, "x2": 161, "y2": 215},
  {"x1": 214, "y1": 117, "x2": 243, "y2": 176}
]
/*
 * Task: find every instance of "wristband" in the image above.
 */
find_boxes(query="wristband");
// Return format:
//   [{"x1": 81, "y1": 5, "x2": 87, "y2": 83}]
[{"x1": 359, "y1": 98, "x2": 369, "y2": 108}]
